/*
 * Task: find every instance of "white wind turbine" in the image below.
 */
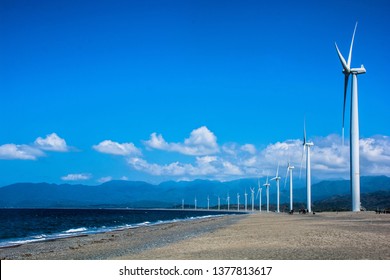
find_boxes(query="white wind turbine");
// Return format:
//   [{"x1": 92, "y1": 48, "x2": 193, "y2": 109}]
[
  {"x1": 300, "y1": 120, "x2": 314, "y2": 213},
  {"x1": 227, "y1": 193, "x2": 230, "y2": 211},
  {"x1": 244, "y1": 189, "x2": 248, "y2": 211},
  {"x1": 218, "y1": 196, "x2": 221, "y2": 210},
  {"x1": 270, "y1": 164, "x2": 281, "y2": 213},
  {"x1": 250, "y1": 187, "x2": 255, "y2": 211},
  {"x1": 182, "y1": 198, "x2": 184, "y2": 210},
  {"x1": 207, "y1": 196, "x2": 210, "y2": 210},
  {"x1": 194, "y1": 197, "x2": 197, "y2": 210},
  {"x1": 284, "y1": 162, "x2": 295, "y2": 212},
  {"x1": 335, "y1": 22, "x2": 366, "y2": 212},
  {"x1": 263, "y1": 176, "x2": 270, "y2": 212},
  {"x1": 237, "y1": 193, "x2": 240, "y2": 211},
  {"x1": 256, "y1": 178, "x2": 262, "y2": 212}
]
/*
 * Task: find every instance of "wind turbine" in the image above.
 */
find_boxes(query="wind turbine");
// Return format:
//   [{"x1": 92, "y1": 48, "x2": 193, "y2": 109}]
[
  {"x1": 335, "y1": 22, "x2": 366, "y2": 212},
  {"x1": 244, "y1": 189, "x2": 248, "y2": 211},
  {"x1": 182, "y1": 198, "x2": 184, "y2": 210},
  {"x1": 256, "y1": 178, "x2": 262, "y2": 212},
  {"x1": 218, "y1": 196, "x2": 221, "y2": 210},
  {"x1": 194, "y1": 197, "x2": 197, "y2": 210},
  {"x1": 227, "y1": 193, "x2": 230, "y2": 211},
  {"x1": 237, "y1": 193, "x2": 240, "y2": 211},
  {"x1": 300, "y1": 120, "x2": 314, "y2": 213},
  {"x1": 207, "y1": 196, "x2": 210, "y2": 210},
  {"x1": 284, "y1": 162, "x2": 295, "y2": 211},
  {"x1": 270, "y1": 164, "x2": 281, "y2": 213},
  {"x1": 263, "y1": 177, "x2": 270, "y2": 212},
  {"x1": 250, "y1": 186, "x2": 255, "y2": 211}
]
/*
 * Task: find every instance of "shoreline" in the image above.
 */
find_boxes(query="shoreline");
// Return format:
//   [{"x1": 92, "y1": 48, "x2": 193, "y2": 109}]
[
  {"x1": 0, "y1": 214, "x2": 244, "y2": 260},
  {"x1": 1, "y1": 211, "x2": 389, "y2": 260}
]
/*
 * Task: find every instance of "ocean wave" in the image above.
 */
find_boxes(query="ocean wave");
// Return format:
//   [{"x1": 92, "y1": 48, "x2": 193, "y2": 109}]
[
  {"x1": 64, "y1": 227, "x2": 88, "y2": 234},
  {"x1": 0, "y1": 210, "x2": 239, "y2": 248}
]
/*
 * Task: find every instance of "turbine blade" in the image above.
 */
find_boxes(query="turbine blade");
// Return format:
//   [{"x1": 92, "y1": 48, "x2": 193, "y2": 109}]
[
  {"x1": 342, "y1": 74, "x2": 349, "y2": 128},
  {"x1": 342, "y1": 74, "x2": 349, "y2": 146},
  {"x1": 335, "y1": 43, "x2": 349, "y2": 72},
  {"x1": 299, "y1": 146, "x2": 305, "y2": 179},
  {"x1": 303, "y1": 118, "x2": 306, "y2": 145},
  {"x1": 347, "y1": 22, "x2": 358, "y2": 68},
  {"x1": 284, "y1": 167, "x2": 289, "y2": 189}
]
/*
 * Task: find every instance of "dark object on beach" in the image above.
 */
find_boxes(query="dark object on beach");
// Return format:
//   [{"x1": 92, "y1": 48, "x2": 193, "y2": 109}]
[
  {"x1": 299, "y1": 209, "x2": 308, "y2": 214},
  {"x1": 375, "y1": 208, "x2": 390, "y2": 214},
  {"x1": 289, "y1": 210, "x2": 294, "y2": 215}
]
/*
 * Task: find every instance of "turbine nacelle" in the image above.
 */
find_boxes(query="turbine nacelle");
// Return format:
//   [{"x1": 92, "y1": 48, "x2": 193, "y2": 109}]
[{"x1": 351, "y1": 65, "x2": 366, "y2": 74}]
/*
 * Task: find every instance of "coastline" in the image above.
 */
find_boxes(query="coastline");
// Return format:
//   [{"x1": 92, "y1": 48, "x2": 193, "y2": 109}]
[
  {"x1": 0, "y1": 214, "x2": 244, "y2": 260},
  {"x1": 1, "y1": 211, "x2": 389, "y2": 260}
]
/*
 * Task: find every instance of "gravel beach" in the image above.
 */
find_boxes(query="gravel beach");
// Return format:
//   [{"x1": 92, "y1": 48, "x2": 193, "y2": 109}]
[{"x1": 1, "y1": 211, "x2": 389, "y2": 260}]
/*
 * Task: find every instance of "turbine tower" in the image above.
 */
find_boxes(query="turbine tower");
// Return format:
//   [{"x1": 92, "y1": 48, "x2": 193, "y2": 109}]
[
  {"x1": 207, "y1": 196, "x2": 210, "y2": 210},
  {"x1": 237, "y1": 193, "x2": 240, "y2": 211},
  {"x1": 182, "y1": 198, "x2": 184, "y2": 210},
  {"x1": 301, "y1": 120, "x2": 314, "y2": 213},
  {"x1": 227, "y1": 193, "x2": 230, "y2": 211},
  {"x1": 284, "y1": 162, "x2": 295, "y2": 211},
  {"x1": 218, "y1": 196, "x2": 221, "y2": 210},
  {"x1": 194, "y1": 197, "x2": 197, "y2": 210},
  {"x1": 250, "y1": 187, "x2": 255, "y2": 211},
  {"x1": 271, "y1": 164, "x2": 281, "y2": 213},
  {"x1": 244, "y1": 189, "x2": 248, "y2": 211},
  {"x1": 256, "y1": 178, "x2": 262, "y2": 212},
  {"x1": 335, "y1": 22, "x2": 366, "y2": 212},
  {"x1": 263, "y1": 177, "x2": 270, "y2": 212}
]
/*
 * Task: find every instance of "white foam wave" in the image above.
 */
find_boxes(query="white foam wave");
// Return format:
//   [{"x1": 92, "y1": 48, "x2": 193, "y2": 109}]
[{"x1": 64, "y1": 227, "x2": 87, "y2": 233}]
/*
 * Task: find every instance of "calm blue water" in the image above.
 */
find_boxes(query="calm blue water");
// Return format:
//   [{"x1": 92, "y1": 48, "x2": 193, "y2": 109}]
[{"x1": 0, "y1": 208, "x2": 240, "y2": 248}]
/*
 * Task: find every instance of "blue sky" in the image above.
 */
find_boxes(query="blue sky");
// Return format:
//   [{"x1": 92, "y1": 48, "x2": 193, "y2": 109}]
[{"x1": 1, "y1": 0, "x2": 389, "y2": 186}]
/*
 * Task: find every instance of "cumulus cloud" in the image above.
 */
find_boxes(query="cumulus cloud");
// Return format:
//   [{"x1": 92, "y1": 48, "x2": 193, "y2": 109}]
[
  {"x1": 34, "y1": 133, "x2": 69, "y2": 152},
  {"x1": 61, "y1": 173, "x2": 91, "y2": 181},
  {"x1": 0, "y1": 133, "x2": 70, "y2": 160},
  {"x1": 0, "y1": 144, "x2": 44, "y2": 160},
  {"x1": 129, "y1": 132, "x2": 390, "y2": 180},
  {"x1": 144, "y1": 126, "x2": 219, "y2": 156},
  {"x1": 359, "y1": 135, "x2": 390, "y2": 176},
  {"x1": 241, "y1": 144, "x2": 257, "y2": 154},
  {"x1": 128, "y1": 155, "x2": 222, "y2": 177},
  {"x1": 93, "y1": 140, "x2": 141, "y2": 156}
]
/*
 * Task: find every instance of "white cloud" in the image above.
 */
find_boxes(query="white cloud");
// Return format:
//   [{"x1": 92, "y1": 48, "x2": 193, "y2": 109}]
[
  {"x1": 241, "y1": 144, "x2": 257, "y2": 154},
  {"x1": 34, "y1": 133, "x2": 69, "y2": 152},
  {"x1": 61, "y1": 173, "x2": 91, "y2": 181},
  {"x1": 221, "y1": 161, "x2": 243, "y2": 175},
  {"x1": 98, "y1": 176, "x2": 113, "y2": 183},
  {"x1": 120, "y1": 176, "x2": 129, "y2": 181},
  {"x1": 128, "y1": 156, "x2": 219, "y2": 177},
  {"x1": 0, "y1": 144, "x2": 44, "y2": 160},
  {"x1": 144, "y1": 126, "x2": 219, "y2": 156},
  {"x1": 359, "y1": 135, "x2": 390, "y2": 176},
  {"x1": 0, "y1": 133, "x2": 71, "y2": 160},
  {"x1": 93, "y1": 140, "x2": 141, "y2": 156},
  {"x1": 130, "y1": 133, "x2": 390, "y2": 180},
  {"x1": 145, "y1": 133, "x2": 169, "y2": 150}
]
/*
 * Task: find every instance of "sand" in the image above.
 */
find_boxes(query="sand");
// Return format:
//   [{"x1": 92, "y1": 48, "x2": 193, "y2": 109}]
[{"x1": 1, "y1": 211, "x2": 389, "y2": 260}]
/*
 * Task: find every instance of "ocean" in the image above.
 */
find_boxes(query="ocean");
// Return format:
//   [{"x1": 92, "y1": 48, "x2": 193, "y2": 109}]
[{"x1": 0, "y1": 208, "x2": 242, "y2": 248}]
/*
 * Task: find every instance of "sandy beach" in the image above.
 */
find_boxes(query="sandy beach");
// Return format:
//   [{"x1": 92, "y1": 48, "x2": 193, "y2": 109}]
[{"x1": 1, "y1": 211, "x2": 389, "y2": 260}]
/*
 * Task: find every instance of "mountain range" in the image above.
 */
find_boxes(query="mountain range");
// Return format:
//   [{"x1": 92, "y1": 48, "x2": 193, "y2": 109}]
[{"x1": 0, "y1": 176, "x2": 389, "y2": 210}]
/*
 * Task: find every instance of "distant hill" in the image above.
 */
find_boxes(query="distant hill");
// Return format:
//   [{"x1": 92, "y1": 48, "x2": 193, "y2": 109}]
[
  {"x1": 0, "y1": 176, "x2": 389, "y2": 209},
  {"x1": 311, "y1": 190, "x2": 390, "y2": 211}
]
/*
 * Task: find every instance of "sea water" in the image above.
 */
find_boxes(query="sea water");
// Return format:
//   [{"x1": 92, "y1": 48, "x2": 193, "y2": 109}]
[{"x1": 0, "y1": 208, "x2": 241, "y2": 248}]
